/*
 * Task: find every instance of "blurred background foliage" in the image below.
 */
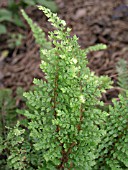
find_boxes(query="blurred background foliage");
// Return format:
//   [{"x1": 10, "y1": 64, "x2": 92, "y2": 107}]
[
  {"x1": 0, "y1": 0, "x2": 58, "y2": 34},
  {"x1": 0, "y1": 0, "x2": 58, "y2": 53}
]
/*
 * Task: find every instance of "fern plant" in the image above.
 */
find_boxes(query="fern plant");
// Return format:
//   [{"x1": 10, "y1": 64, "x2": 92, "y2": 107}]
[
  {"x1": 0, "y1": 87, "x2": 25, "y2": 170},
  {"x1": 2, "y1": 6, "x2": 128, "y2": 170},
  {"x1": 0, "y1": 88, "x2": 17, "y2": 139},
  {"x1": 94, "y1": 93, "x2": 128, "y2": 169},
  {"x1": 116, "y1": 58, "x2": 128, "y2": 96},
  {"x1": 93, "y1": 59, "x2": 128, "y2": 169},
  {"x1": 3, "y1": 6, "x2": 112, "y2": 170}
]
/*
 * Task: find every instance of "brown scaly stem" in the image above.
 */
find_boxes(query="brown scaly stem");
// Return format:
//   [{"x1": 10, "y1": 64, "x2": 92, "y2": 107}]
[
  {"x1": 77, "y1": 69, "x2": 84, "y2": 131},
  {"x1": 53, "y1": 61, "x2": 67, "y2": 168},
  {"x1": 57, "y1": 142, "x2": 77, "y2": 170},
  {"x1": 57, "y1": 67, "x2": 84, "y2": 169}
]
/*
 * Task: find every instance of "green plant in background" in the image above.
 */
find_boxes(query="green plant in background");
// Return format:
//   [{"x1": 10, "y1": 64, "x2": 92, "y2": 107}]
[
  {"x1": 7, "y1": 33, "x2": 24, "y2": 49},
  {"x1": 116, "y1": 58, "x2": 128, "y2": 96},
  {"x1": 94, "y1": 59, "x2": 128, "y2": 169},
  {"x1": 23, "y1": 0, "x2": 58, "y2": 12},
  {"x1": 0, "y1": 9, "x2": 12, "y2": 34},
  {"x1": 0, "y1": 88, "x2": 17, "y2": 170},
  {"x1": 94, "y1": 93, "x2": 128, "y2": 169},
  {"x1": 0, "y1": 0, "x2": 58, "y2": 57},
  {"x1": 0, "y1": 0, "x2": 58, "y2": 35},
  {"x1": 0, "y1": 87, "x2": 25, "y2": 138},
  {"x1": 1, "y1": 6, "x2": 128, "y2": 170},
  {"x1": 0, "y1": 87, "x2": 25, "y2": 170},
  {"x1": 0, "y1": 88, "x2": 17, "y2": 139}
]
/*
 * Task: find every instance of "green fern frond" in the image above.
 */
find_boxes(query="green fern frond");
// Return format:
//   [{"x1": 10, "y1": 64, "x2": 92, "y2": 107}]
[
  {"x1": 94, "y1": 94, "x2": 128, "y2": 169},
  {"x1": 116, "y1": 59, "x2": 128, "y2": 96},
  {"x1": 21, "y1": 9, "x2": 52, "y2": 50},
  {"x1": 84, "y1": 43, "x2": 107, "y2": 55}
]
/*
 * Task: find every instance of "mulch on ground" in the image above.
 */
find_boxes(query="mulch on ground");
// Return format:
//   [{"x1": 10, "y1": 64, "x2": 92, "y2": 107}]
[{"x1": 0, "y1": 0, "x2": 128, "y2": 103}]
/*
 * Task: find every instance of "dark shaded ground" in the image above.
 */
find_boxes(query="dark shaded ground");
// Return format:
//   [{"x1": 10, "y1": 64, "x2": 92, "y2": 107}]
[{"x1": 0, "y1": 0, "x2": 128, "y2": 103}]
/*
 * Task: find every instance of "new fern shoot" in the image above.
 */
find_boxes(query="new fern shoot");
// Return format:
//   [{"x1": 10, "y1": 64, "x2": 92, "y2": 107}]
[{"x1": 1, "y1": 6, "x2": 128, "y2": 170}]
